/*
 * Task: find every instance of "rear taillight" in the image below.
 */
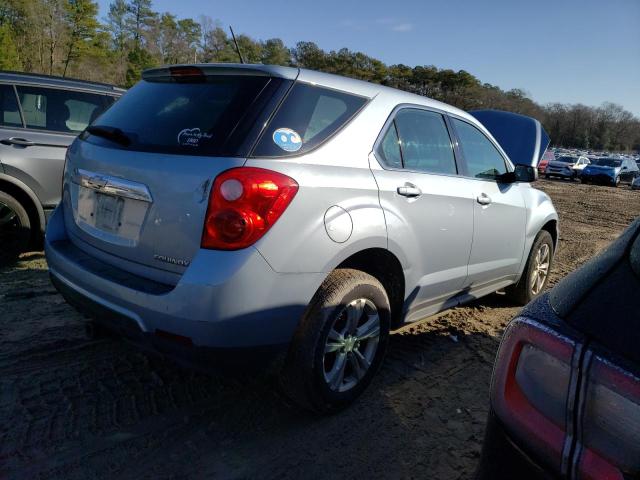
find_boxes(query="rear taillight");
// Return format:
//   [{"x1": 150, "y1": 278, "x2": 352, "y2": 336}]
[
  {"x1": 201, "y1": 167, "x2": 298, "y2": 250},
  {"x1": 577, "y1": 356, "x2": 640, "y2": 479},
  {"x1": 491, "y1": 317, "x2": 576, "y2": 471}
]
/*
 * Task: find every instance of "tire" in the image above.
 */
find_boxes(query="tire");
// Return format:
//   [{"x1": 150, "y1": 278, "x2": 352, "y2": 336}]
[
  {"x1": 506, "y1": 230, "x2": 554, "y2": 306},
  {"x1": 614, "y1": 176, "x2": 621, "y2": 187},
  {"x1": 545, "y1": 174, "x2": 551, "y2": 179},
  {"x1": 0, "y1": 190, "x2": 31, "y2": 263},
  {"x1": 280, "y1": 268, "x2": 390, "y2": 414}
]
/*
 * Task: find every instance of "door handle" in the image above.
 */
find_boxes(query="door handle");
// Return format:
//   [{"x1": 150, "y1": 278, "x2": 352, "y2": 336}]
[
  {"x1": 397, "y1": 184, "x2": 422, "y2": 198},
  {"x1": 477, "y1": 193, "x2": 492, "y2": 205},
  {"x1": 1, "y1": 137, "x2": 35, "y2": 147}
]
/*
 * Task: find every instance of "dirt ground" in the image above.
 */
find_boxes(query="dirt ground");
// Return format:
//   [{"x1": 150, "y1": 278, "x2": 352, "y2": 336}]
[{"x1": 2, "y1": 179, "x2": 639, "y2": 480}]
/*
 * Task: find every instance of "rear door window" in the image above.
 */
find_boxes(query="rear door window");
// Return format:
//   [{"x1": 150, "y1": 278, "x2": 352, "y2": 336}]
[
  {"x1": 252, "y1": 83, "x2": 367, "y2": 157},
  {"x1": 377, "y1": 122, "x2": 403, "y2": 169},
  {"x1": 452, "y1": 118, "x2": 508, "y2": 179},
  {"x1": 393, "y1": 109, "x2": 457, "y2": 175},
  {"x1": 88, "y1": 76, "x2": 282, "y2": 156},
  {"x1": 15, "y1": 85, "x2": 115, "y2": 133},
  {"x1": 0, "y1": 84, "x2": 22, "y2": 128}
]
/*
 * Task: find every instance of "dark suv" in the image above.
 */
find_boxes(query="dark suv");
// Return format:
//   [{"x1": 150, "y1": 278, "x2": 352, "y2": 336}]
[{"x1": 0, "y1": 72, "x2": 123, "y2": 255}]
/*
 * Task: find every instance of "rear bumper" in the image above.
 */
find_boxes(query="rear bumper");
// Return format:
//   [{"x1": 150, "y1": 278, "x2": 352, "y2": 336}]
[
  {"x1": 545, "y1": 169, "x2": 575, "y2": 178},
  {"x1": 475, "y1": 411, "x2": 557, "y2": 480},
  {"x1": 45, "y1": 204, "x2": 325, "y2": 353}
]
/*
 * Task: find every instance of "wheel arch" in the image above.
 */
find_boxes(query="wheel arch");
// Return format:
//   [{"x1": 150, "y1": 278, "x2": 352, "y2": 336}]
[
  {"x1": 336, "y1": 247, "x2": 405, "y2": 329},
  {"x1": 0, "y1": 174, "x2": 45, "y2": 235}
]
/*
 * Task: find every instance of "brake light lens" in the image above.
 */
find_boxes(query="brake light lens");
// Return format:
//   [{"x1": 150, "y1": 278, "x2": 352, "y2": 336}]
[
  {"x1": 201, "y1": 167, "x2": 298, "y2": 250},
  {"x1": 577, "y1": 356, "x2": 640, "y2": 479},
  {"x1": 169, "y1": 66, "x2": 205, "y2": 82},
  {"x1": 491, "y1": 317, "x2": 576, "y2": 471}
]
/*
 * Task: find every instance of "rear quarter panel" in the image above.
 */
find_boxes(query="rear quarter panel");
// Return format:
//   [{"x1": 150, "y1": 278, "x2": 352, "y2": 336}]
[{"x1": 246, "y1": 95, "x2": 394, "y2": 274}]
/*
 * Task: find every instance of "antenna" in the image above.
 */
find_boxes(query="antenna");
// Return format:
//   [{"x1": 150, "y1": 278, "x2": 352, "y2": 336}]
[{"x1": 229, "y1": 26, "x2": 245, "y2": 64}]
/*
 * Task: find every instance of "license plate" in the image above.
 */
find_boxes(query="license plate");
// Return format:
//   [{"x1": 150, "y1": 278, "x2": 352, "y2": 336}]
[{"x1": 94, "y1": 193, "x2": 124, "y2": 233}]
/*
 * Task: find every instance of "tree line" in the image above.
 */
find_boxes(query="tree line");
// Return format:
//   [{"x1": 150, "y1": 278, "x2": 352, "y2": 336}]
[{"x1": 1, "y1": 0, "x2": 638, "y2": 151}]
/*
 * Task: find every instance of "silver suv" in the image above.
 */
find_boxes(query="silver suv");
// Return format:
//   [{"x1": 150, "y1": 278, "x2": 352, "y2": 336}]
[
  {"x1": 0, "y1": 72, "x2": 122, "y2": 255},
  {"x1": 45, "y1": 64, "x2": 558, "y2": 412}
]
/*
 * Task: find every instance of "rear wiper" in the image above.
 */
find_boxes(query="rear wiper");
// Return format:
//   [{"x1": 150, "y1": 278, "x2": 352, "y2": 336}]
[{"x1": 84, "y1": 125, "x2": 132, "y2": 147}]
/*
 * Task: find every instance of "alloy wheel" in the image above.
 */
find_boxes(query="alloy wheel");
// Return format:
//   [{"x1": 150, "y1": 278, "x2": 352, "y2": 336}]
[
  {"x1": 530, "y1": 243, "x2": 550, "y2": 295},
  {"x1": 323, "y1": 298, "x2": 380, "y2": 393}
]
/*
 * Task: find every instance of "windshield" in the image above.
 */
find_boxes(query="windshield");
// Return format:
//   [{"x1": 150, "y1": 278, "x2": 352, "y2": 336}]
[
  {"x1": 593, "y1": 158, "x2": 622, "y2": 167},
  {"x1": 82, "y1": 76, "x2": 287, "y2": 156},
  {"x1": 555, "y1": 156, "x2": 576, "y2": 163}
]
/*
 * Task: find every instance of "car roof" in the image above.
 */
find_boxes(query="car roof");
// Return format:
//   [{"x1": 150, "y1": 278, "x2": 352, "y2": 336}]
[
  {"x1": 143, "y1": 63, "x2": 479, "y2": 124},
  {"x1": 0, "y1": 71, "x2": 125, "y2": 94}
]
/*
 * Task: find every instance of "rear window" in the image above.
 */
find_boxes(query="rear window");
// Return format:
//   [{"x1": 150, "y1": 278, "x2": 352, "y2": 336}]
[
  {"x1": 594, "y1": 159, "x2": 621, "y2": 167},
  {"x1": 251, "y1": 83, "x2": 367, "y2": 157},
  {"x1": 86, "y1": 76, "x2": 283, "y2": 156}
]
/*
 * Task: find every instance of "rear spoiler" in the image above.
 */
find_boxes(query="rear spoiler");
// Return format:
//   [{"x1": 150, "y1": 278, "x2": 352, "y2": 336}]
[
  {"x1": 143, "y1": 63, "x2": 300, "y2": 81},
  {"x1": 469, "y1": 110, "x2": 550, "y2": 168}
]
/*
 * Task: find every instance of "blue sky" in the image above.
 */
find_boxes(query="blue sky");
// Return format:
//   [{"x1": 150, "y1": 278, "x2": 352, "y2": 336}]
[{"x1": 96, "y1": 0, "x2": 640, "y2": 116}]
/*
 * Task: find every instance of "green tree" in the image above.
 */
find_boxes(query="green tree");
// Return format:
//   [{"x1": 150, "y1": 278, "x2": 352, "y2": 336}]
[
  {"x1": 62, "y1": 0, "x2": 100, "y2": 77},
  {"x1": 125, "y1": 45, "x2": 155, "y2": 86},
  {"x1": 0, "y1": 24, "x2": 22, "y2": 70},
  {"x1": 261, "y1": 38, "x2": 290, "y2": 65}
]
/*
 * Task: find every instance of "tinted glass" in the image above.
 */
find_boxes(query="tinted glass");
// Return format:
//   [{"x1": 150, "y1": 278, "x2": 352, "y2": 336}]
[
  {"x1": 593, "y1": 158, "x2": 621, "y2": 167},
  {"x1": 0, "y1": 85, "x2": 22, "y2": 128},
  {"x1": 89, "y1": 76, "x2": 280, "y2": 156},
  {"x1": 16, "y1": 86, "x2": 114, "y2": 133},
  {"x1": 252, "y1": 83, "x2": 367, "y2": 157},
  {"x1": 452, "y1": 118, "x2": 507, "y2": 179},
  {"x1": 377, "y1": 122, "x2": 402, "y2": 169},
  {"x1": 394, "y1": 109, "x2": 456, "y2": 175}
]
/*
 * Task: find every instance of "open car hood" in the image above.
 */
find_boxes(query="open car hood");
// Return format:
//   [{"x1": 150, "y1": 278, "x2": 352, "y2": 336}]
[{"x1": 470, "y1": 110, "x2": 550, "y2": 168}]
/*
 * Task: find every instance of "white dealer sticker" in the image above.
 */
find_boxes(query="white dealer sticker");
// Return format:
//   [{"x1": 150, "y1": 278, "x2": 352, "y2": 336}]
[{"x1": 177, "y1": 128, "x2": 213, "y2": 147}]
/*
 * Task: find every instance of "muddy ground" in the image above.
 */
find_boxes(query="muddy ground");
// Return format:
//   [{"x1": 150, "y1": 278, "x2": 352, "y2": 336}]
[{"x1": 2, "y1": 179, "x2": 639, "y2": 480}]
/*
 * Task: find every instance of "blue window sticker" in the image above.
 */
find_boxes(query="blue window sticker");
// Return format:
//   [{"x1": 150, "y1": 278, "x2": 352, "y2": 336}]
[{"x1": 272, "y1": 128, "x2": 302, "y2": 152}]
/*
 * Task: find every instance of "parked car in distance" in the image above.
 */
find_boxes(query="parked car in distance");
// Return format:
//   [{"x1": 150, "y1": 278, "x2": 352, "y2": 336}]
[
  {"x1": 45, "y1": 64, "x2": 558, "y2": 413},
  {"x1": 476, "y1": 217, "x2": 640, "y2": 480},
  {"x1": 0, "y1": 72, "x2": 123, "y2": 255},
  {"x1": 538, "y1": 150, "x2": 555, "y2": 174},
  {"x1": 545, "y1": 155, "x2": 589, "y2": 180},
  {"x1": 580, "y1": 157, "x2": 640, "y2": 186}
]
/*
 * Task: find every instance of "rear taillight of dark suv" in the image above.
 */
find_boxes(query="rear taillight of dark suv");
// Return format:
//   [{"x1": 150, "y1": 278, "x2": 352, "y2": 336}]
[
  {"x1": 576, "y1": 356, "x2": 640, "y2": 480},
  {"x1": 201, "y1": 167, "x2": 298, "y2": 250},
  {"x1": 491, "y1": 317, "x2": 640, "y2": 479},
  {"x1": 491, "y1": 317, "x2": 578, "y2": 473}
]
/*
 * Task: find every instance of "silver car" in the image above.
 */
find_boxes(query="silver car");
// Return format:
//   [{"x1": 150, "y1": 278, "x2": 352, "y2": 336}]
[
  {"x1": 0, "y1": 72, "x2": 122, "y2": 255},
  {"x1": 45, "y1": 64, "x2": 558, "y2": 412}
]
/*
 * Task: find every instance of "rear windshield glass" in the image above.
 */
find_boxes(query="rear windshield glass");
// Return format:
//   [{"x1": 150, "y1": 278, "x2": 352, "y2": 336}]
[
  {"x1": 556, "y1": 156, "x2": 576, "y2": 163},
  {"x1": 593, "y1": 159, "x2": 621, "y2": 167},
  {"x1": 251, "y1": 83, "x2": 367, "y2": 157},
  {"x1": 85, "y1": 76, "x2": 280, "y2": 156}
]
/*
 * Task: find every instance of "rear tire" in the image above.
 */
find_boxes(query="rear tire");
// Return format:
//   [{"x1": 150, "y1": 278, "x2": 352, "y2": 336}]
[
  {"x1": 280, "y1": 269, "x2": 390, "y2": 414},
  {"x1": 0, "y1": 190, "x2": 31, "y2": 263},
  {"x1": 506, "y1": 230, "x2": 554, "y2": 306}
]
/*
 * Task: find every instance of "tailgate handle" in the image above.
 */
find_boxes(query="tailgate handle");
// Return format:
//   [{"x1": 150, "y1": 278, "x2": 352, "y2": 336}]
[{"x1": 73, "y1": 168, "x2": 153, "y2": 203}]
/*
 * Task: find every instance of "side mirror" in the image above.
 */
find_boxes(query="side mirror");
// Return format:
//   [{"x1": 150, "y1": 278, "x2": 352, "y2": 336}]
[
  {"x1": 514, "y1": 164, "x2": 538, "y2": 183},
  {"x1": 497, "y1": 165, "x2": 537, "y2": 183}
]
